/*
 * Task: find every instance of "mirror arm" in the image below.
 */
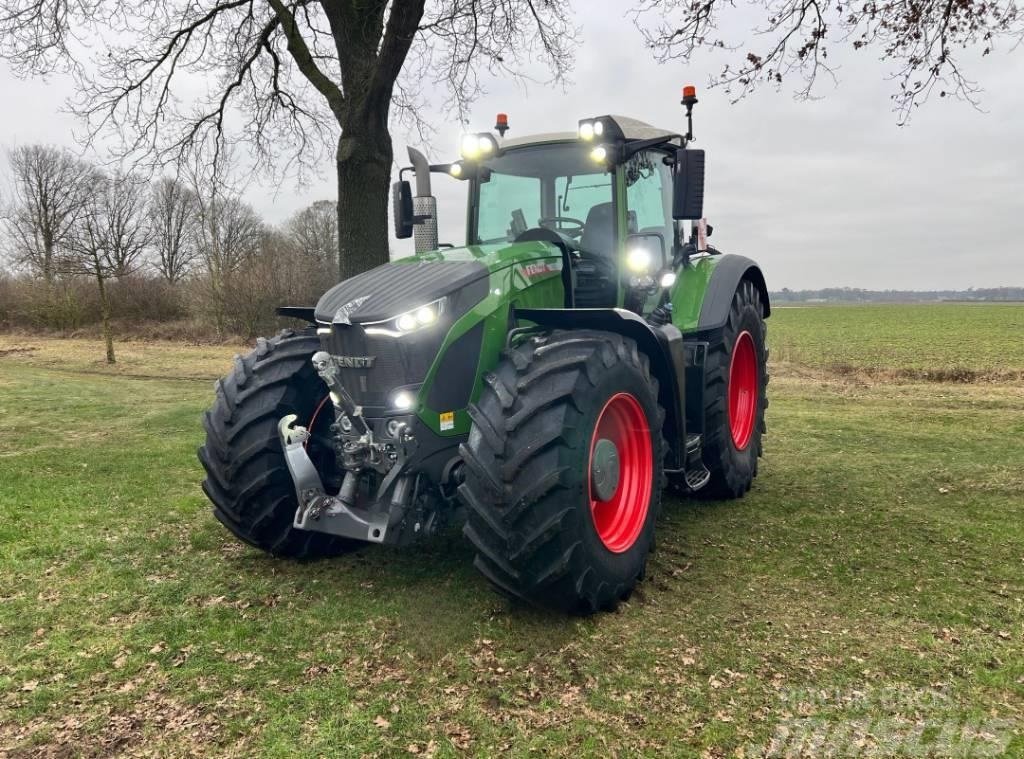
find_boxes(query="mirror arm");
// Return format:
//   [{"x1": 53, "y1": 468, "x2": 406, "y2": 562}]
[{"x1": 620, "y1": 134, "x2": 684, "y2": 164}]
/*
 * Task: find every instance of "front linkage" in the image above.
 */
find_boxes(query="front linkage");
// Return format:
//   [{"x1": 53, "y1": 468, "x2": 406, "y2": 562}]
[{"x1": 280, "y1": 350, "x2": 441, "y2": 546}]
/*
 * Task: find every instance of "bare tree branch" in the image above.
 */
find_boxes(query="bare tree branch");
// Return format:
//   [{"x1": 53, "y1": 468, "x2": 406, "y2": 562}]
[
  {"x1": 632, "y1": 0, "x2": 1022, "y2": 123},
  {"x1": 0, "y1": 0, "x2": 581, "y2": 274},
  {"x1": 1, "y1": 144, "x2": 95, "y2": 282}
]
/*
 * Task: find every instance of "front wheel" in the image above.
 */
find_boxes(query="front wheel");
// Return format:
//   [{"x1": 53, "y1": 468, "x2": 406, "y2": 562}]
[
  {"x1": 701, "y1": 279, "x2": 769, "y2": 498},
  {"x1": 198, "y1": 329, "x2": 359, "y2": 559},
  {"x1": 459, "y1": 330, "x2": 665, "y2": 614}
]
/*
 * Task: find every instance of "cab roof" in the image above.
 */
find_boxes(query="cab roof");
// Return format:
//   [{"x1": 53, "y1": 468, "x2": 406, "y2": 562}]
[{"x1": 499, "y1": 116, "x2": 681, "y2": 149}]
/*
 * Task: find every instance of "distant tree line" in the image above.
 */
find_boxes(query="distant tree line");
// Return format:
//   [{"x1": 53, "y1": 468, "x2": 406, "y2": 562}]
[
  {"x1": 771, "y1": 287, "x2": 1024, "y2": 303},
  {"x1": 0, "y1": 144, "x2": 340, "y2": 361}
]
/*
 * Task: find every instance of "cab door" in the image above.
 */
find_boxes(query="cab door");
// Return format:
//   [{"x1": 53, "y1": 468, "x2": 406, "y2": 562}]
[{"x1": 622, "y1": 150, "x2": 677, "y2": 314}]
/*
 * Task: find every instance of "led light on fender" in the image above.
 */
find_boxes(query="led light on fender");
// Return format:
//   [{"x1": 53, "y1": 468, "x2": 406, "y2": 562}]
[
  {"x1": 329, "y1": 391, "x2": 342, "y2": 406},
  {"x1": 626, "y1": 247, "x2": 652, "y2": 273},
  {"x1": 579, "y1": 121, "x2": 595, "y2": 141},
  {"x1": 449, "y1": 162, "x2": 463, "y2": 177},
  {"x1": 392, "y1": 391, "x2": 415, "y2": 410},
  {"x1": 415, "y1": 306, "x2": 436, "y2": 325},
  {"x1": 396, "y1": 313, "x2": 417, "y2": 332},
  {"x1": 590, "y1": 145, "x2": 607, "y2": 163},
  {"x1": 660, "y1": 271, "x2": 677, "y2": 288}
]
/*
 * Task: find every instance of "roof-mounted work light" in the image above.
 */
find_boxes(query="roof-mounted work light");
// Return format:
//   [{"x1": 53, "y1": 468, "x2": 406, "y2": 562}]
[
  {"x1": 459, "y1": 132, "x2": 499, "y2": 161},
  {"x1": 579, "y1": 116, "x2": 628, "y2": 171},
  {"x1": 577, "y1": 116, "x2": 625, "y2": 144}
]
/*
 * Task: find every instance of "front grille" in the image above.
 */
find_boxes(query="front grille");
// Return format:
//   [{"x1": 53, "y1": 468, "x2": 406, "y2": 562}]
[{"x1": 325, "y1": 324, "x2": 445, "y2": 410}]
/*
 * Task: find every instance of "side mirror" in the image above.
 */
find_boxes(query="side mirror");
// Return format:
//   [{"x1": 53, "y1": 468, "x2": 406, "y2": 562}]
[
  {"x1": 672, "y1": 148, "x2": 705, "y2": 220},
  {"x1": 392, "y1": 180, "x2": 414, "y2": 239}
]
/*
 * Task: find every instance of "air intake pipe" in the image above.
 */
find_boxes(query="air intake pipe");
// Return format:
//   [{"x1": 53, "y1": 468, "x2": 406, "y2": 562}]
[{"x1": 407, "y1": 147, "x2": 438, "y2": 254}]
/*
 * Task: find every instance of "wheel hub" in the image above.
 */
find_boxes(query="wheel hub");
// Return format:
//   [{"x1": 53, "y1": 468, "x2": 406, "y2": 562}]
[
  {"x1": 728, "y1": 330, "x2": 758, "y2": 450},
  {"x1": 590, "y1": 437, "x2": 620, "y2": 502},
  {"x1": 588, "y1": 393, "x2": 654, "y2": 554}
]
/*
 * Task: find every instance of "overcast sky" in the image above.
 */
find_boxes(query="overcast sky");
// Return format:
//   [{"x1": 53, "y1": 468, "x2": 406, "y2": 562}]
[{"x1": 2, "y1": 3, "x2": 1022, "y2": 290}]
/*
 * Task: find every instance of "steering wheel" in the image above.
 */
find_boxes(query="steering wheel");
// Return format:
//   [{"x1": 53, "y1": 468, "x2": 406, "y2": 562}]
[{"x1": 538, "y1": 216, "x2": 585, "y2": 239}]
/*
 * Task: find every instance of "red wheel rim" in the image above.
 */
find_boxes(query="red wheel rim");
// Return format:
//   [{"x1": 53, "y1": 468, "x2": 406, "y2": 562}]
[
  {"x1": 588, "y1": 393, "x2": 654, "y2": 554},
  {"x1": 728, "y1": 331, "x2": 758, "y2": 450}
]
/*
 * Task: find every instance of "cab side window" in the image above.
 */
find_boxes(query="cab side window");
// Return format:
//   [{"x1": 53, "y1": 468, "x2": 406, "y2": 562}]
[{"x1": 625, "y1": 151, "x2": 674, "y2": 259}]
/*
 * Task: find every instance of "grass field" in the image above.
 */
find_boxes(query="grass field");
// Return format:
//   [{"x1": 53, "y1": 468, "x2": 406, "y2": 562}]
[
  {"x1": 0, "y1": 304, "x2": 1022, "y2": 757},
  {"x1": 771, "y1": 303, "x2": 1024, "y2": 379}
]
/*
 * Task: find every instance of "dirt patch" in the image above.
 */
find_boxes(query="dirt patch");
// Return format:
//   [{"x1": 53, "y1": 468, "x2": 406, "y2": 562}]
[
  {"x1": 0, "y1": 346, "x2": 37, "y2": 359},
  {"x1": 826, "y1": 362, "x2": 1024, "y2": 384},
  {"x1": 772, "y1": 360, "x2": 1024, "y2": 385}
]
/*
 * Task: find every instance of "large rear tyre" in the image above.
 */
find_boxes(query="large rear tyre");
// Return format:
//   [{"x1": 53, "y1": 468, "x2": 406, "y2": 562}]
[
  {"x1": 459, "y1": 330, "x2": 665, "y2": 615},
  {"x1": 198, "y1": 329, "x2": 359, "y2": 559},
  {"x1": 701, "y1": 279, "x2": 769, "y2": 498}
]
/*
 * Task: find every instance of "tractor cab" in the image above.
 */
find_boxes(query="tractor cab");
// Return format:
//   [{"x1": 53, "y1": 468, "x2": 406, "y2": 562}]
[{"x1": 393, "y1": 109, "x2": 707, "y2": 319}]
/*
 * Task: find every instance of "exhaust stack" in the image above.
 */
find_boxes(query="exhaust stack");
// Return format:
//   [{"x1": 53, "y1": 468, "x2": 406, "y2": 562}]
[{"x1": 407, "y1": 147, "x2": 438, "y2": 254}]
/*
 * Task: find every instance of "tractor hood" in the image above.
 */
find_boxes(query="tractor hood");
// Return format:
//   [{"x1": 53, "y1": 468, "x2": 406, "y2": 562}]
[{"x1": 314, "y1": 241, "x2": 560, "y2": 324}]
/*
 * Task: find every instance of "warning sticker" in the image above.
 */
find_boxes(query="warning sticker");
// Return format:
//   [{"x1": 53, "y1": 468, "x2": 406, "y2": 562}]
[{"x1": 439, "y1": 411, "x2": 455, "y2": 431}]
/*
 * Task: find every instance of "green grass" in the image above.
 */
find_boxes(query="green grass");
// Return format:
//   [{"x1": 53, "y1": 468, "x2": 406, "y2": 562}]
[
  {"x1": 771, "y1": 303, "x2": 1024, "y2": 376},
  {"x1": 0, "y1": 308, "x2": 1022, "y2": 757}
]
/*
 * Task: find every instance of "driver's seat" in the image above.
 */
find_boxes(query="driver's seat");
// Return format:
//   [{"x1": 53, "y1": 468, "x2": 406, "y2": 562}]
[{"x1": 574, "y1": 203, "x2": 618, "y2": 307}]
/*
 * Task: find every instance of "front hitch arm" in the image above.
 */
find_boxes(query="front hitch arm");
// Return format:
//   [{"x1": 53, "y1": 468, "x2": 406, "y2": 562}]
[{"x1": 278, "y1": 415, "x2": 390, "y2": 543}]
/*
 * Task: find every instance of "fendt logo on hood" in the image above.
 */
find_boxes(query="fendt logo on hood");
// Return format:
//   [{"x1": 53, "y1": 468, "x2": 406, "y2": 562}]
[
  {"x1": 335, "y1": 356, "x2": 376, "y2": 369},
  {"x1": 333, "y1": 296, "x2": 370, "y2": 325}
]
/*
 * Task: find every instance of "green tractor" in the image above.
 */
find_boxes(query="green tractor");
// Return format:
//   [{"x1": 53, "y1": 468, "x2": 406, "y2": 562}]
[{"x1": 198, "y1": 90, "x2": 769, "y2": 614}]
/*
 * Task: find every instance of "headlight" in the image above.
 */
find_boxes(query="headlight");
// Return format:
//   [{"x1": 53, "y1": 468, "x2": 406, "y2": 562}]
[
  {"x1": 626, "y1": 247, "x2": 652, "y2": 273},
  {"x1": 363, "y1": 297, "x2": 447, "y2": 337},
  {"x1": 391, "y1": 391, "x2": 415, "y2": 410},
  {"x1": 590, "y1": 145, "x2": 608, "y2": 163}
]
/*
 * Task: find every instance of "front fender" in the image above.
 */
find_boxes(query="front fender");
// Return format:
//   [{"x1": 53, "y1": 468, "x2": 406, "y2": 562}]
[
  {"x1": 671, "y1": 254, "x2": 770, "y2": 335},
  {"x1": 515, "y1": 308, "x2": 688, "y2": 470},
  {"x1": 695, "y1": 255, "x2": 770, "y2": 333}
]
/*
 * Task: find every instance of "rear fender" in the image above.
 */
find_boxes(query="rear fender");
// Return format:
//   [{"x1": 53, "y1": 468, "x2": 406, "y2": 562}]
[{"x1": 515, "y1": 308, "x2": 687, "y2": 469}]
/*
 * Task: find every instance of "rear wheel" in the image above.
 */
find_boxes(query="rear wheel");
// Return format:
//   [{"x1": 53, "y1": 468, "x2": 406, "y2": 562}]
[
  {"x1": 198, "y1": 329, "x2": 359, "y2": 559},
  {"x1": 459, "y1": 330, "x2": 665, "y2": 614},
  {"x1": 701, "y1": 280, "x2": 769, "y2": 498}
]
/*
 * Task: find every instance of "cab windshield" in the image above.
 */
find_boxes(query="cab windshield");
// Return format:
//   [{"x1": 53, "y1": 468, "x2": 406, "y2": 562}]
[{"x1": 473, "y1": 143, "x2": 613, "y2": 251}]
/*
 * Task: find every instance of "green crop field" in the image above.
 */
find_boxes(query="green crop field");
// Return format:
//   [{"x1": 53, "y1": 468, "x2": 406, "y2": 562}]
[
  {"x1": 1, "y1": 304, "x2": 1022, "y2": 757},
  {"x1": 771, "y1": 303, "x2": 1024, "y2": 378}
]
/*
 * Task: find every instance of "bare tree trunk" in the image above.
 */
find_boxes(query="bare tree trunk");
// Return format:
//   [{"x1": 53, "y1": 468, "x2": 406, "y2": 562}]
[
  {"x1": 335, "y1": 127, "x2": 393, "y2": 280},
  {"x1": 42, "y1": 240, "x2": 55, "y2": 284},
  {"x1": 94, "y1": 264, "x2": 115, "y2": 364}
]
